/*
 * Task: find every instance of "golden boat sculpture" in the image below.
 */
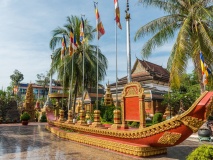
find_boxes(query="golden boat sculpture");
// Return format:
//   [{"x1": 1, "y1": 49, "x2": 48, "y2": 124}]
[{"x1": 45, "y1": 83, "x2": 213, "y2": 157}]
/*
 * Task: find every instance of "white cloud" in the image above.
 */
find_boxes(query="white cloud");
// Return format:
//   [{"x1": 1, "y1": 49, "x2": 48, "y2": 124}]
[{"x1": 0, "y1": 0, "x2": 192, "y2": 89}]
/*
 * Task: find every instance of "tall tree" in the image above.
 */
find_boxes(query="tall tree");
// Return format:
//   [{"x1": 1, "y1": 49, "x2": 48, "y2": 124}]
[
  {"x1": 10, "y1": 70, "x2": 24, "y2": 95},
  {"x1": 135, "y1": 0, "x2": 213, "y2": 93},
  {"x1": 10, "y1": 70, "x2": 24, "y2": 86},
  {"x1": 36, "y1": 72, "x2": 50, "y2": 98},
  {"x1": 49, "y1": 15, "x2": 108, "y2": 109}
]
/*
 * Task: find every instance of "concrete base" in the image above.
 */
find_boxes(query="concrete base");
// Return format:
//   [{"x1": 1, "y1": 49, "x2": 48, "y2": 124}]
[
  {"x1": 109, "y1": 124, "x2": 121, "y2": 130},
  {"x1": 64, "y1": 120, "x2": 74, "y2": 124},
  {"x1": 89, "y1": 122, "x2": 105, "y2": 128},
  {"x1": 75, "y1": 120, "x2": 87, "y2": 126}
]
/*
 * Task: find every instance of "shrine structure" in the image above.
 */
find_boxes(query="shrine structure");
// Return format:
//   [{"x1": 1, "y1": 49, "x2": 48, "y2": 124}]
[
  {"x1": 45, "y1": 82, "x2": 213, "y2": 157},
  {"x1": 22, "y1": 83, "x2": 35, "y2": 122},
  {"x1": 103, "y1": 83, "x2": 114, "y2": 106}
]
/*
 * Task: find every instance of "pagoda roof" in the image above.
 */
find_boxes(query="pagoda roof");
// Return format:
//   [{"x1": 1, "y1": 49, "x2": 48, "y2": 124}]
[{"x1": 110, "y1": 59, "x2": 170, "y2": 86}]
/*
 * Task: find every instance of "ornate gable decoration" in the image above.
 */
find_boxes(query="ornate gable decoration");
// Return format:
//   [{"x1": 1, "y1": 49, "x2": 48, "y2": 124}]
[
  {"x1": 132, "y1": 60, "x2": 146, "y2": 74},
  {"x1": 84, "y1": 91, "x2": 90, "y2": 99},
  {"x1": 122, "y1": 82, "x2": 144, "y2": 97}
]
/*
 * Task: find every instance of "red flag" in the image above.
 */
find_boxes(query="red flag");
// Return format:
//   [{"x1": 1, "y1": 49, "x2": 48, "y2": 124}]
[
  {"x1": 69, "y1": 28, "x2": 74, "y2": 56},
  {"x1": 61, "y1": 35, "x2": 66, "y2": 60},
  {"x1": 114, "y1": 0, "x2": 122, "y2": 29},
  {"x1": 94, "y1": 3, "x2": 105, "y2": 39}
]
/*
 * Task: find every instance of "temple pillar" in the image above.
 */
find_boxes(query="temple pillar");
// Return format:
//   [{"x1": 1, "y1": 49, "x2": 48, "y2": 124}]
[
  {"x1": 110, "y1": 109, "x2": 121, "y2": 129},
  {"x1": 139, "y1": 95, "x2": 146, "y2": 128},
  {"x1": 90, "y1": 110, "x2": 103, "y2": 128},
  {"x1": 58, "y1": 109, "x2": 65, "y2": 122},
  {"x1": 120, "y1": 99, "x2": 128, "y2": 129},
  {"x1": 76, "y1": 109, "x2": 86, "y2": 125},
  {"x1": 65, "y1": 110, "x2": 73, "y2": 124}
]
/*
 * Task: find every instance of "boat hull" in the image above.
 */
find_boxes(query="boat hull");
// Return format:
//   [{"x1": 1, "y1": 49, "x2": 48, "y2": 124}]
[{"x1": 45, "y1": 91, "x2": 213, "y2": 157}]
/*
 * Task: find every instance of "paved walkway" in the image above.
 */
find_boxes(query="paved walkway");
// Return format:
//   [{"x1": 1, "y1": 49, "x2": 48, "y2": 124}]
[{"x1": 0, "y1": 123, "x2": 212, "y2": 160}]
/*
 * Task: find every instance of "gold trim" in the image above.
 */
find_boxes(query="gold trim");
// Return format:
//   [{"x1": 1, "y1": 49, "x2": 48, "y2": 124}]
[
  {"x1": 180, "y1": 116, "x2": 204, "y2": 133},
  {"x1": 158, "y1": 132, "x2": 181, "y2": 145},
  {"x1": 122, "y1": 82, "x2": 144, "y2": 97},
  {"x1": 46, "y1": 91, "x2": 210, "y2": 139},
  {"x1": 205, "y1": 96, "x2": 213, "y2": 119},
  {"x1": 48, "y1": 117, "x2": 181, "y2": 139},
  {"x1": 46, "y1": 125, "x2": 167, "y2": 157}
]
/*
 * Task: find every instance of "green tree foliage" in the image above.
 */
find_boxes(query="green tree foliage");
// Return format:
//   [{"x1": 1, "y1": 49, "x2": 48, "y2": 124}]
[
  {"x1": 152, "y1": 113, "x2": 163, "y2": 125},
  {"x1": 187, "y1": 144, "x2": 213, "y2": 160},
  {"x1": 135, "y1": 0, "x2": 213, "y2": 93},
  {"x1": 36, "y1": 72, "x2": 50, "y2": 98},
  {"x1": 99, "y1": 105, "x2": 116, "y2": 123},
  {"x1": 162, "y1": 72, "x2": 200, "y2": 113},
  {"x1": 0, "y1": 90, "x2": 19, "y2": 121},
  {"x1": 49, "y1": 15, "x2": 108, "y2": 112},
  {"x1": 10, "y1": 70, "x2": 24, "y2": 86},
  {"x1": 130, "y1": 121, "x2": 140, "y2": 128}
]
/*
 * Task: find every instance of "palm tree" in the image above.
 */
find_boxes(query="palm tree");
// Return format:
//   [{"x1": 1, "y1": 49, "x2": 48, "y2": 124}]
[
  {"x1": 135, "y1": 0, "x2": 213, "y2": 93},
  {"x1": 49, "y1": 15, "x2": 108, "y2": 109}
]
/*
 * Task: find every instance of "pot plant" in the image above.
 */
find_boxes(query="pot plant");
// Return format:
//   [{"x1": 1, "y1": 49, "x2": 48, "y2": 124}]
[{"x1": 20, "y1": 112, "x2": 31, "y2": 125}]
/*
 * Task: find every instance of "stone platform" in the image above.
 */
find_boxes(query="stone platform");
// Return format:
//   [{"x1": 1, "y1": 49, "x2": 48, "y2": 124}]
[
  {"x1": 46, "y1": 124, "x2": 167, "y2": 157},
  {"x1": 0, "y1": 123, "x2": 212, "y2": 160}
]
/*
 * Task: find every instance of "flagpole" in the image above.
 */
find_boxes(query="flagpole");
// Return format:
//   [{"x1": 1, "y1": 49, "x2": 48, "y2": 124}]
[
  {"x1": 68, "y1": 43, "x2": 74, "y2": 111},
  {"x1": 96, "y1": 42, "x2": 99, "y2": 110},
  {"x1": 96, "y1": 2, "x2": 99, "y2": 110},
  {"x1": 203, "y1": 76, "x2": 206, "y2": 91},
  {"x1": 82, "y1": 42, "x2": 85, "y2": 110},
  {"x1": 81, "y1": 15, "x2": 85, "y2": 111},
  {"x1": 126, "y1": 0, "x2": 131, "y2": 83},
  {"x1": 62, "y1": 35, "x2": 66, "y2": 110},
  {"x1": 62, "y1": 58, "x2": 65, "y2": 110},
  {"x1": 115, "y1": 20, "x2": 118, "y2": 109}
]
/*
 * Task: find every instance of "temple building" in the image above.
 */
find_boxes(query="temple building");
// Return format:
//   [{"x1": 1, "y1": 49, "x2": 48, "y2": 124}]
[
  {"x1": 108, "y1": 58, "x2": 170, "y2": 116},
  {"x1": 16, "y1": 83, "x2": 63, "y2": 99}
]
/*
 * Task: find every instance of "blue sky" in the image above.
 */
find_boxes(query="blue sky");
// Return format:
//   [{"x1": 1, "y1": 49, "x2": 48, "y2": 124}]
[{"x1": 0, "y1": 0, "x2": 193, "y2": 89}]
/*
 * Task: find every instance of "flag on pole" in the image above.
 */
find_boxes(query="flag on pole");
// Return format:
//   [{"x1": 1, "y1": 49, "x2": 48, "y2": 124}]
[
  {"x1": 61, "y1": 35, "x2": 66, "y2": 60},
  {"x1": 200, "y1": 52, "x2": 211, "y2": 85},
  {"x1": 73, "y1": 34, "x2": 78, "y2": 49},
  {"x1": 69, "y1": 28, "x2": 74, "y2": 56},
  {"x1": 114, "y1": 0, "x2": 122, "y2": 29},
  {"x1": 69, "y1": 27, "x2": 78, "y2": 56},
  {"x1": 94, "y1": 3, "x2": 105, "y2": 39},
  {"x1": 80, "y1": 17, "x2": 84, "y2": 43}
]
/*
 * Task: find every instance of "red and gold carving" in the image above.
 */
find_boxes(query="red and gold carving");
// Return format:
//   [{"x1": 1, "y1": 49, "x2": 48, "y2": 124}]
[{"x1": 158, "y1": 132, "x2": 181, "y2": 145}]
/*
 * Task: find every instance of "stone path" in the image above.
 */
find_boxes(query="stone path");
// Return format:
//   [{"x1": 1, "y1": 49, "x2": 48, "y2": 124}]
[{"x1": 0, "y1": 123, "x2": 212, "y2": 160}]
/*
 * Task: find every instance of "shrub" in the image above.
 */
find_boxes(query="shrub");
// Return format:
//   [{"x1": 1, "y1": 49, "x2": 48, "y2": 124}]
[
  {"x1": 208, "y1": 115, "x2": 213, "y2": 121},
  {"x1": 130, "y1": 121, "x2": 139, "y2": 128},
  {"x1": 40, "y1": 115, "x2": 47, "y2": 122},
  {"x1": 99, "y1": 105, "x2": 116, "y2": 123},
  {"x1": 20, "y1": 112, "x2": 31, "y2": 121},
  {"x1": 186, "y1": 144, "x2": 213, "y2": 160},
  {"x1": 152, "y1": 113, "x2": 163, "y2": 124},
  {"x1": 146, "y1": 118, "x2": 152, "y2": 127}
]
